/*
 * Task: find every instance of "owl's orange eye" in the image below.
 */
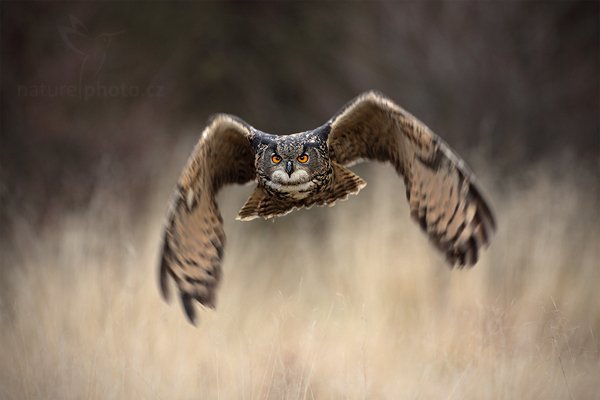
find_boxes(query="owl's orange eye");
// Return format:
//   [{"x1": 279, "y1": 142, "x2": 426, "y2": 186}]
[
  {"x1": 271, "y1": 154, "x2": 282, "y2": 164},
  {"x1": 297, "y1": 154, "x2": 309, "y2": 163}
]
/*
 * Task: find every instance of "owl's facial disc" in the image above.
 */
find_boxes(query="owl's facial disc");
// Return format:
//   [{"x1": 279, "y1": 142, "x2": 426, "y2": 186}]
[
  {"x1": 263, "y1": 143, "x2": 318, "y2": 196},
  {"x1": 255, "y1": 131, "x2": 331, "y2": 199}
]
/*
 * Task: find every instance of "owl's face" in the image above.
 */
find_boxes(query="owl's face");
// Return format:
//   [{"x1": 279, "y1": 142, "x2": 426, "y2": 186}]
[{"x1": 253, "y1": 127, "x2": 332, "y2": 199}]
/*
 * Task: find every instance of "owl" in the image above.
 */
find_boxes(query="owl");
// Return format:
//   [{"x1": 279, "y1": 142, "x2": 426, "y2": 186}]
[{"x1": 159, "y1": 91, "x2": 496, "y2": 324}]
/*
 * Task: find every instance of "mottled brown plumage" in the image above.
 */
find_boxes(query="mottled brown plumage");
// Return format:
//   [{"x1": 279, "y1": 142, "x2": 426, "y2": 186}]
[{"x1": 159, "y1": 91, "x2": 496, "y2": 324}]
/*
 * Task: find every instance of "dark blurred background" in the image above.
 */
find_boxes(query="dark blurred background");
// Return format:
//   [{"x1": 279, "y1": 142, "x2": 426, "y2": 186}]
[
  {"x1": 1, "y1": 4, "x2": 599, "y2": 397},
  {"x1": 1, "y1": 1, "x2": 598, "y2": 235}
]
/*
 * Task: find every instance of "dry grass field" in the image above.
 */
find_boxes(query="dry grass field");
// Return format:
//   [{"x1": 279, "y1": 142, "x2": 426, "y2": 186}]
[{"x1": 1, "y1": 154, "x2": 598, "y2": 399}]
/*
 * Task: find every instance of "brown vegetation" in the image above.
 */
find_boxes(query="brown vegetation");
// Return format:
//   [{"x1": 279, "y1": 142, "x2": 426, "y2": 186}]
[{"x1": 1, "y1": 158, "x2": 598, "y2": 399}]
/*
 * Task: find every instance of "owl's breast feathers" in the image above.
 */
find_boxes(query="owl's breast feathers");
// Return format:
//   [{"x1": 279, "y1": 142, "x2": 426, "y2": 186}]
[
  {"x1": 237, "y1": 161, "x2": 365, "y2": 220},
  {"x1": 261, "y1": 160, "x2": 331, "y2": 199}
]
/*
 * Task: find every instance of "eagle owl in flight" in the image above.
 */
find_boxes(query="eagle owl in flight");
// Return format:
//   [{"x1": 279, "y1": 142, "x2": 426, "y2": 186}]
[{"x1": 159, "y1": 91, "x2": 496, "y2": 324}]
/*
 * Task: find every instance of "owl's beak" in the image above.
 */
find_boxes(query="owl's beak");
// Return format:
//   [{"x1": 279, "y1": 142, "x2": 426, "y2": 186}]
[{"x1": 285, "y1": 160, "x2": 294, "y2": 176}]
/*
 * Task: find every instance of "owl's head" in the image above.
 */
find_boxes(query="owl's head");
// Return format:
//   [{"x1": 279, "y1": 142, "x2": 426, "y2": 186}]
[{"x1": 253, "y1": 125, "x2": 332, "y2": 198}]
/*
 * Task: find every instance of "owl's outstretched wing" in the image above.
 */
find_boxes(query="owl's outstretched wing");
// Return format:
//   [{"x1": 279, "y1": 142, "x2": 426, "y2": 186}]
[
  {"x1": 159, "y1": 114, "x2": 256, "y2": 324},
  {"x1": 327, "y1": 91, "x2": 496, "y2": 266}
]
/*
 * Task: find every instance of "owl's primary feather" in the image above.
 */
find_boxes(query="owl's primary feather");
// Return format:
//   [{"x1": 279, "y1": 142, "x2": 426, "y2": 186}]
[{"x1": 159, "y1": 91, "x2": 496, "y2": 324}]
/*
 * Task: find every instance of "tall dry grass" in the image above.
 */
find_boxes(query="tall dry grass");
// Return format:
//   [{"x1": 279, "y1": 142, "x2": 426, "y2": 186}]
[{"x1": 0, "y1": 157, "x2": 598, "y2": 399}]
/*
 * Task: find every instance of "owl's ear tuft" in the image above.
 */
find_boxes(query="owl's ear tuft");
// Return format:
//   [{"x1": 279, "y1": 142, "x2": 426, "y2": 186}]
[
  {"x1": 313, "y1": 123, "x2": 331, "y2": 141},
  {"x1": 251, "y1": 131, "x2": 276, "y2": 151},
  {"x1": 250, "y1": 135, "x2": 262, "y2": 150}
]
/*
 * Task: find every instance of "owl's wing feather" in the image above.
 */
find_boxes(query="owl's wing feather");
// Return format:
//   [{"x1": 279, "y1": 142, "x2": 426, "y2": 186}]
[
  {"x1": 159, "y1": 114, "x2": 256, "y2": 324},
  {"x1": 327, "y1": 91, "x2": 495, "y2": 267}
]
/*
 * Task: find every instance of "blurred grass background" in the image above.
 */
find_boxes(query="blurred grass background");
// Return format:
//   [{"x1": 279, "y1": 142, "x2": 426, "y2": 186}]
[{"x1": 1, "y1": 2, "x2": 598, "y2": 399}]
